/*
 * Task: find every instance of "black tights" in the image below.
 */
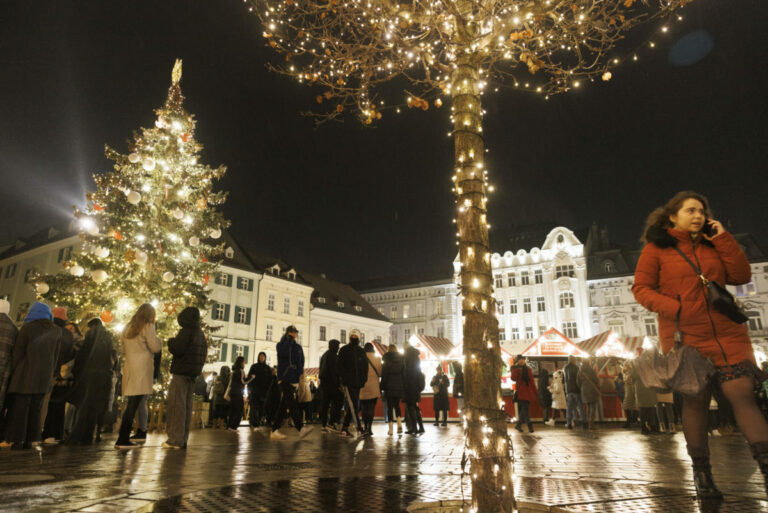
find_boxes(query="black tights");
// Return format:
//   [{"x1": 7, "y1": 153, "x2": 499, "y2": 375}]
[{"x1": 683, "y1": 376, "x2": 768, "y2": 454}]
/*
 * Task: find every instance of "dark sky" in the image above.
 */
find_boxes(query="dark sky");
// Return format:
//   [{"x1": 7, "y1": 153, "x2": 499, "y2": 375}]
[{"x1": 1, "y1": 1, "x2": 767, "y2": 283}]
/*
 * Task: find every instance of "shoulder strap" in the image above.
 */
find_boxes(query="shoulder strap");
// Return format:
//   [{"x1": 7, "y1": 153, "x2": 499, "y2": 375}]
[
  {"x1": 367, "y1": 356, "x2": 380, "y2": 378},
  {"x1": 673, "y1": 247, "x2": 709, "y2": 284}
]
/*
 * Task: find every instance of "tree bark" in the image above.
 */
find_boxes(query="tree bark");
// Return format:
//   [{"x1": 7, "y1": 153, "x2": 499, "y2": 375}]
[{"x1": 452, "y1": 57, "x2": 515, "y2": 513}]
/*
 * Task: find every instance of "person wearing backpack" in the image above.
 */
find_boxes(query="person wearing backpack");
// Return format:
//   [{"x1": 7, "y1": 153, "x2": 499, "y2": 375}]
[
  {"x1": 336, "y1": 330, "x2": 368, "y2": 437},
  {"x1": 359, "y1": 343, "x2": 382, "y2": 436}
]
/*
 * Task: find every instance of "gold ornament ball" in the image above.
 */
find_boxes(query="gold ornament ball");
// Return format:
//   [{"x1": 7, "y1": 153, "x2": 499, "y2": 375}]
[
  {"x1": 135, "y1": 251, "x2": 148, "y2": 265},
  {"x1": 95, "y1": 247, "x2": 110, "y2": 258},
  {"x1": 189, "y1": 236, "x2": 200, "y2": 247},
  {"x1": 602, "y1": 71, "x2": 612, "y2": 82},
  {"x1": 70, "y1": 265, "x2": 85, "y2": 277},
  {"x1": 172, "y1": 208, "x2": 184, "y2": 220},
  {"x1": 142, "y1": 157, "x2": 156, "y2": 171},
  {"x1": 126, "y1": 191, "x2": 142, "y2": 205},
  {"x1": 92, "y1": 270, "x2": 109, "y2": 283},
  {"x1": 128, "y1": 153, "x2": 141, "y2": 164},
  {"x1": 36, "y1": 282, "x2": 50, "y2": 294},
  {"x1": 162, "y1": 271, "x2": 175, "y2": 282},
  {"x1": 209, "y1": 228, "x2": 222, "y2": 239}
]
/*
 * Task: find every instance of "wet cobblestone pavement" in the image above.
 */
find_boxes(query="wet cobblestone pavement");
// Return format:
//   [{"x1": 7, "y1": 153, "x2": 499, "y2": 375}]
[{"x1": 0, "y1": 423, "x2": 765, "y2": 512}]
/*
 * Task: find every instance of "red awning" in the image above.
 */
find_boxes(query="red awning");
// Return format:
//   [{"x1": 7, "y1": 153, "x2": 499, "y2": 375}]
[
  {"x1": 411, "y1": 334, "x2": 454, "y2": 358},
  {"x1": 372, "y1": 341, "x2": 388, "y2": 356},
  {"x1": 622, "y1": 336, "x2": 651, "y2": 356},
  {"x1": 521, "y1": 328, "x2": 589, "y2": 357},
  {"x1": 578, "y1": 330, "x2": 614, "y2": 356},
  {"x1": 304, "y1": 367, "x2": 319, "y2": 377}
]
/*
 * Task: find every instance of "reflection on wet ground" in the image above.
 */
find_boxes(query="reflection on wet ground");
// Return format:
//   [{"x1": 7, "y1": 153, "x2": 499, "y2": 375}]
[{"x1": 0, "y1": 423, "x2": 764, "y2": 512}]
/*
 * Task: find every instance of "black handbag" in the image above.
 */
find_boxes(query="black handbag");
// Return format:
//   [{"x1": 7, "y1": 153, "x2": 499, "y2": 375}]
[{"x1": 674, "y1": 247, "x2": 748, "y2": 324}]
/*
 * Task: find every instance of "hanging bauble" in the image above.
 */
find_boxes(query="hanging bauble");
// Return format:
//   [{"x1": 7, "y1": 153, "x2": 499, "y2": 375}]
[
  {"x1": 188, "y1": 236, "x2": 200, "y2": 247},
  {"x1": 162, "y1": 271, "x2": 175, "y2": 283},
  {"x1": 92, "y1": 270, "x2": 108, "y2": 283},
  {"x1": 172, "y1": 208, "x2": 184, "y2": 220},
  {"x1": 36, "y1": 282, "x2": 50, "y2": 295},
  {"x1": 113, "y1": 231, "x2": 124, "y2": 241},
  {"x1": 93, "y1": 203, "x2": 105, "y2": 212},
  {"x1": 135, "y1": 251, "x2": 148, "y2": 265},
  {"x1": 202, "y1": 274, "x2": 210, "y2": 285},
  {"x1": 126, "y1": 191, "x2": 141, "y2": 205},
  {"x1": 209, "y1": 228, "x2": 222, "y2": 239},
  {"x1": 70, "y1": 265, "x2": 85, "y2": 277},
  {"x1": 180, "y1": 132, "x2": 191, "y2": 143},
  {"x1": 100, "y1": 310, "x2": 115, "y2": 323},
  {"x1": 94, "y1": 247, "x2": 110, "y2": 259},
  {"x1": 124, "y1": 250, "x2": 136, "y2": 264},
  {"x1": 128, "y1": 153, "x2": 141, "y2": 164},
  {"x1": 142, "y1": 158, "x2": 156, "y2": 171},
  {"x1": 196, "y1": 198, "x2": 207, "y2": 210},
  {"x1": 602, "y1": 71, "x2": 612, "y2": 82}
]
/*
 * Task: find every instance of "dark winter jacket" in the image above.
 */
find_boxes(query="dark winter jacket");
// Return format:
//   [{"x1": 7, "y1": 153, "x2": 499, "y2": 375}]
[
  {"x1": 247, "y1": 354, "x2": 272, "y2": 399},
  {"x1": 53, "y1": 318, "x2": 75, "y2": 378},
  {"x1": 633, "y1": 227, "x2": 753, "y2": 366},
  {"x1": 319, "y1": 339, "x2": 341, "y2": 389},
  {"x1": 8, "y1": 318, "x2": 62, "y2": 395},
  {"x1": 380, "y1": 350, "x2": 405, "y2": 397},
  {"x1": 431, "y1": 373, "x2": 450, "y2": 411},
  {"x1": 70, "y1": 323, "x2": 114, "y2": 412},
  {"x1": 563, "y1": 362, "x2": 581, "y2": 395},
  {"x1": 0, "y1": 312, "x2": 19, "y2": 412},
  {"x1": 576, "y1": 363, "x2": 601, "y2": 403},
  {"x1": 276, "y1": 334, "x2": 304, "y2": 384},
  {"x1": 168, "y1": 307, "x2": 208, "y2": 377},
  {"x1": 337, "y1": 339, "x2": 368, "y2": 389},
  {"x1": 510, "y1": 364, "x2": 538, "y2": 402},
  {"x1": 452, "y1": 362, "x2": 464, "y2": 398},
  {"x1": 403, "y1": 345, "x2": 424, "y2": 402},
  {"x1": 537, "y1": 368, "x2": 552, "y2": 407}
]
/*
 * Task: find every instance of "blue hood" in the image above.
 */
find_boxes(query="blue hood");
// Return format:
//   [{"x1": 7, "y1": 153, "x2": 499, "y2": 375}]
[{"x1": 24, "y1": 302, "x2": 53, "y2": 323}]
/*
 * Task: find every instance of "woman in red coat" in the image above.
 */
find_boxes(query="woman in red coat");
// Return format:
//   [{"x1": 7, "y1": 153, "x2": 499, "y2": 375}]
[
  {"x1": 633, "y1": 191, "x2": 768, "y2": 499},
  {"x1": 510, "y1": 355, "x2": 537, "y2": 433}
]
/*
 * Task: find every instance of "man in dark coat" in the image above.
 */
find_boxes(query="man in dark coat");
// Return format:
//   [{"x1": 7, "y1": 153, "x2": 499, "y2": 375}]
[
  {"x1": 381, "y1": 345, "x2": 405, "y2": 435},
  {"x1": 68, "y1": 318, "x2": 115, "y2": 445},
  {"x1": 270, "y1": 326, "x2": 311, "y2": 440},
  {"x1": 537, "y1": 368, "x2": 553, "y2": 425},
  {"x1": 336, "y1": 330, "x2": 368, "y2": 436},
  {"x1": 0, "y1": 299, "x2": 18, "y2": 431},
  {"x1": 402, "y1": 340, "x2": 425, "y2": 434},
  {"x1": 5, "y1": 302, "x2": 62, "y2": 449},
  {"x1": 41, "y1": 307, "x2": 75, "y2": 443},
  {"x1": 318, "y1": 339, "x2": 342, "y2": 431},
  {"x1": 563, "y1": 355, "x2": 585, "y2": 429},
  {"x1": 164, "y1": 307, "x2": 207, "y2": 449},
  {"x1": 246, "y1": 351, "x2": 272, "y2": 427}
]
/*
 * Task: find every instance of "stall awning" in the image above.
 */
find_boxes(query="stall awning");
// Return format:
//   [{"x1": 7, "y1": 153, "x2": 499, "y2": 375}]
[
  {"x1": 409, "y1": 334, "x2": 454, "y2": 359},
  {"x1": 521, "y1": 328, "x2": 590, "y2": 357},
  {"x1": 305, "y1": 367, "x2": 319, "y2": 377},
  {"x1": 622, "y1": 336, "x2": 653, "y2": 356},
  {"x1": 372, "y1": 341, "x2": 388, "y2": 356},
  {"x1": 578, "y1": 330, "x2": 616, "y2": 356}
]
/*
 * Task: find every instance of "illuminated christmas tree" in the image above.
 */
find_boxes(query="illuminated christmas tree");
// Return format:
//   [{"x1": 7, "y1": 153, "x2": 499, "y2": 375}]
[
  {"x1": 38, "y1": 60, "x2": 229, "y2": 347},
  {"x1": 245, "y1": 0, "x2": 695, "y2": 510}
]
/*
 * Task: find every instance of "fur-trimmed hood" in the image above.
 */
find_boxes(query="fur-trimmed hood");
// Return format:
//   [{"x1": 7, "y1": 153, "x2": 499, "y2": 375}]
[{"x1": 645, "y1": 225, "x2": 714, "y2": 249}]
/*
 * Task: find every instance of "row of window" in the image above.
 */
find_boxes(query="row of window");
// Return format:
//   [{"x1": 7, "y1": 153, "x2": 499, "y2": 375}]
[
  {"x1": 317, "y1": 326, "x2": 381, "y2": 344},
  {"x1": 386, "y1": 301, "x2": 445, "y2": 320},
  {"x1": 265, "y1": 293, "x2": 305, "y2": 316},
  {"x1": 211, "y1": 302, "x2": 253, "y2": 324},
  {"x1": 499, "y1": 322, "x2": 579, "y2": 341},
  {"x1": 497, "y1": 292, "x2": 575, "y2": 315},
  {"x1": 492, "y1": 265, "x2": 576, "y2": 289}
]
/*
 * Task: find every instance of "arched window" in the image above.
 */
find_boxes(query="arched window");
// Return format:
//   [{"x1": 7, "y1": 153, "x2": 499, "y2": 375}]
[
  {"x1": 603, "y1": 260, "x2": 615, "y2": 273},
  {"x1": 557, "y1": 234, "x2": 565, "y2": 244},
  {"x1": 559, "y1": 291, "x2": 575, "y2": 309}
]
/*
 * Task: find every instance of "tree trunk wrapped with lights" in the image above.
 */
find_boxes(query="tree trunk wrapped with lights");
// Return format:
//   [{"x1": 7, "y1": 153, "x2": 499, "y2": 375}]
[{"x1": 245, "y1": 0, "x2": 694, "y2": 509}]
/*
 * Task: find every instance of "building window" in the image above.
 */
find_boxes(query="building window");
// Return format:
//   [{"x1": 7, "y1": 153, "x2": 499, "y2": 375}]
[
  {"x1": 318, "y1": 296, "x2": 327, "y2": 304},
  {"x1": 16, "y1": 302, "x2": 30, "y2": 322},
  {"x1": 212, "y1": 302, "x2": 229, "y2": 321},
  {"x1": 559, "y1": 292, "x2": 574, "y2": 309},
  {"x1": 605, "y1": 288, "x2": 621, "y2": 306},
  {"x1": 234, "y1": 306, "x2": 251, "y2": 324},
  {"x1": 297, "y1": 300, "x2": 305, "y2": 317},
  {"x1": 494, "y1": 274, "x2": 503, "y2": 288},
  {"x1": 23, "y1": 268, "x2": 36, "y2": 283},
  {"x1": 220, "y1": 343, "x2": 228, "y2": 362},
  {"x1": 509, "y1": 299, "x2": 517, "y2": 314},
  {"x1": 435, "y1": 301, "x2": 444, "y2": 316},
  {"x1": 511, "y1": 328, "x2": 520, "y2": 340},
  {"x1": 336, "y1": 301, "x2": 345, "y2": 308},
  {"x1": 266, "y1": 324, "x2": 274, "y2": 341},
  {"x1": 748, "y1": 311, "x2": 763, "y2": 332},
  {"x1": 319, "y1": 326, "x2": 327, "y2": 341},
  {"x1": 736, "y1": 282, "x2": 757, "y2": 297},
  {"x1": 536, "y1": 297, "x2": 546, "y2": 312},
  {"x1": 215, "y1": 272, "x2": 233, "y2": 286},
  {"x1": 534, "y1": 269, "x2": 543, "y2": 284},
  {"x1": 608, "y1": 320, "x2": 625, "y2": 336},
  {"x1": 404, "y1": 328, "x2": 410, "y2": 340},
  {"x1": 525, "y1": 326, "x2": 533, "y2": 339},
  {"x1": 523, "y1": 298, "x2": 531, "y2": 313},
  {"x1": 507, "y1": 273, "x2": 516, "y2": 287},
  {"x1": 562, "y1": 322, "x2": 578, "y2": 339},
  {"x1": 644, "y1": 318, "x2": 658, "y2": 337},
  {"x1": 5, "y1": 263, "x2": 17, "y2": 279},
  {"x1": 403, "y1": 304, "x2": 410, "y2": 319},
  {"x1": 267, "y1": 293, "x2": 275, "y2": 311},
  {"x1": 340, "y1": 329, "x2": 347, "y2": 343},
  {"x1": 521, "y1": 271, "x2": 530, "y2": 286},
  {"x1": 555, "y1": 265, "x2": 575, "y2": 279},
  {"x1": 418, "y1": 328, "x2": 424, "y2": 335},
  {"x1": 499, "y1": 328, "x2": 506, "y2": 341},
  {"x1": 57, "y1": 246, "x2": 72, "y2": 263},
  {"x1": 298, "y1": 331, "x2": 304, "y2": 344},
  {"x1": 437, "y1": 326, "x2": 444, "y2": 338},
  {"x1": 603, "y1": 260, "x2": 615, "y2": 273},
  {"x1": 497, "y1": 302, "x2": 504, "y2": 315},
  {"x1": 236, "y1": 276, "x2": 254, "y2": 291},
  {"x1": 283, "y1": 297, "x2": 291, "y2": 314},
  {"x1": 390, "y1": 306, "x2": 398, "y2": 320},
  {"x1": 539, "y1": 325, "x2": 547, "y2": 335},
  {"x1": 415, "y1": 303, "x2": 423, "y2": 317},
  {"x1": 392, "y1": 332, "x2": 397, "y2": 344}
]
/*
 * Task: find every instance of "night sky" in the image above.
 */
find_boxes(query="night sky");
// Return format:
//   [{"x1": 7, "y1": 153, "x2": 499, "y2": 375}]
[{"x1": 2, "y1": 1, "x2": 767, "y2": 283}]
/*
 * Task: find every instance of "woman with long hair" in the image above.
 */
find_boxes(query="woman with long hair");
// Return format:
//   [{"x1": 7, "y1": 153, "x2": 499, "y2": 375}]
[
  {"x1": 227, "y1": 356, "x2": 250, "y2": 431},
  {"x1": 115, "y1": 304, "x2": 161, "y2": 449},
  {"x1": 633, "y1": 191, "x2": 768, "y2": 498}
]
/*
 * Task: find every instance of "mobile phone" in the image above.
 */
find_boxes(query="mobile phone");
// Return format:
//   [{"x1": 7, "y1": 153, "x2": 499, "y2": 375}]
[{"x1": 701, "y1": 220, "x2": 714, "y2": 236}]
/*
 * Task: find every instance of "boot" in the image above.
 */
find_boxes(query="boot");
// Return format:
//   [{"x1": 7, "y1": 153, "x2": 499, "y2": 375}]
[
  {"x1": 396, "y1": 417, "x2": 403, "y2": 434},
  {"x1": 688, "y1": 447, "x2": 723, "y2": 500},
  {"x1": 387, "y1": 422, "x2": 393, "y2": 436},
  {"x1": 417, "y1": 411, "x2": 425, "y2": 433},
  {"x1": 515, "y1": 423, "x2": 524, "y2": 432},
  {"x1": 622, "y1": 410, "x2": 632, "y2": 428},
  {"x1": 528, "y1": 423, "x2": 534, "y2": 433},
  {"x1": 750, "y1": 441, "x2": 768, "y2": 497}
]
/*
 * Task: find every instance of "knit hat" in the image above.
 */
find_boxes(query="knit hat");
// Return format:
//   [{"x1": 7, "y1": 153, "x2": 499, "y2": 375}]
[
  {"x1": 350, "y1": 329, "x2": 362, "y2": 340},
  {"x1": 0, "y1": 299, "x2": 9, "y2": 315},
  {"x1": 24, "y1": 302, "x2": 53, "y2": 323},
  {"x1": 52, "y1": 306, "x2": 68, "y2": 321}
]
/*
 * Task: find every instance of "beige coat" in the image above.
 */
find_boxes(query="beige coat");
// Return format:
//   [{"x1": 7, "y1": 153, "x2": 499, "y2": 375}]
[
  {"x1": 121, "y1": 324, "x2": 162, "y2": 396},
  {"x1": 359, "y1": 352, "x2": 382, "y2": 400}
]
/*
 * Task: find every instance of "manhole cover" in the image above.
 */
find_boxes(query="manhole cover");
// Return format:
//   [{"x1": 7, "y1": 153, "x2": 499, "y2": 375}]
[{"x1": 0, "y1": 473, "x2": 56, "y2": 484}]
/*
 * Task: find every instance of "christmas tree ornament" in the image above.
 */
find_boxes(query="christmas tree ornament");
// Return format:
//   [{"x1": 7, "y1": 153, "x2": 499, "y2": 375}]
[
  {"x1": 209, "y1": 228, "x2": 222, "y2": 239},
  {"x1": 135, "y1": 250, "x2": 148, "y2": 265},
  {"x1": 181, "y1": 132, "x2": 191, "y2": 142},
  {"x1": 93, "y1": 203, "x2": 105, "y2": 212},
  {"x1": 92, "y1": 270, "x2": 108, "y2": 283},
  {"x1": 126, "y1": 191, "x2": 142, "y2": 205},
  {"x1": 196, "y1": 198, "x2": 207, "y2": 210},
  {"x1": 99, "y1": 310, "x2": 115, "y2": 323},
  {"x1": 142, "y1": 157, "x2": 156, "y2": 171},
  {"x1": 602, "y1": 71, "x2": 613, "y2": 81},
  {"x1": 36, "y1": 282, "x2": 50, "y2": 294},
  {"x1": 172, "y1": 208, "x2": 184, "y2": 220},
  {"x1": 113, "y1": 231, "x2": 124, "y2": 241},
  {"x1": 128, "y1": 153, "x2": 141, "y2": 163},
  {"x1": 188, "y1": 236, "x2": 200, "y2": 247},
  {"x1": 70, "y1": 265, "x2": 84, "y2": 277},
  {"x1": 202, "y1": 274, "x2": 210, "y2": 285},
  {"x1": 162, "y1": 271, "x2": 175, "y2": 282},
  {"x1": 94, "y1": 247, "x2": 110, "y2": 258},
  {"x1": 162, "y1": 302, "x2": 178, "y2": 315},
  {"x1": 124, "y1": 249, "x2": 137, "y2": 264}
]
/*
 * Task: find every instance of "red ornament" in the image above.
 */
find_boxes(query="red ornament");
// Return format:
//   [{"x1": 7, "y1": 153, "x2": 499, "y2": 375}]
[
  {"x1": 93, "y1": 203, "x2": 105, "y2": 212},
  {"x1": 202, "y1": 274, "x2": 210, "y2": 285},
  {"x1": 181, "y1": 133, "x2": 191, "y2": 143},
  {"x1": 100, "y1": 310, "x2": 115, "y2": 324},
  {"x1": 113, "y1": 231, "x2": 124, "y2": 241}
]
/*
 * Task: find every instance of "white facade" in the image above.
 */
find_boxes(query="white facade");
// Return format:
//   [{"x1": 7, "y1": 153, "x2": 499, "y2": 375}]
[{"x1": 308, "y1": 307, "x2": 391, "y2": 367}]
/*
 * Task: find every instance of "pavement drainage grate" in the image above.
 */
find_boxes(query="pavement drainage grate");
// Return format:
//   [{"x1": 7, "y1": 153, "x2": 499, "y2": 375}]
[{"x1": 148, "y1": 475, "x2": 768, "y2": 513}]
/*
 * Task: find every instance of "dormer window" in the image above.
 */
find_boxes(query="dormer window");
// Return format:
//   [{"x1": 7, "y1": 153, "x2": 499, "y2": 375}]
[
  {"x1": 318, "y1": 297, "x2": 327, "y2": 304},
  {"x1": 270, "y1": 265, "x2": 279, "y2": 275},
  {"x1": 603, "y1": 260, "x2": 615, "y2": 273},
  {"x1": 354, "y1": 306, "x2": 363, "y2": 312},
  {"x1": 557, "y1": 234, "x2": 565, "y2": 244},
  {"x1": 225, "y1": 247, "x2": 234, "y2": 259},
  {"x1": 288, "y1": 271, "x2": 296, "y2": 281},
  {"x1": 336, "y1": 301, "x2": 345, "y2": 308}
]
